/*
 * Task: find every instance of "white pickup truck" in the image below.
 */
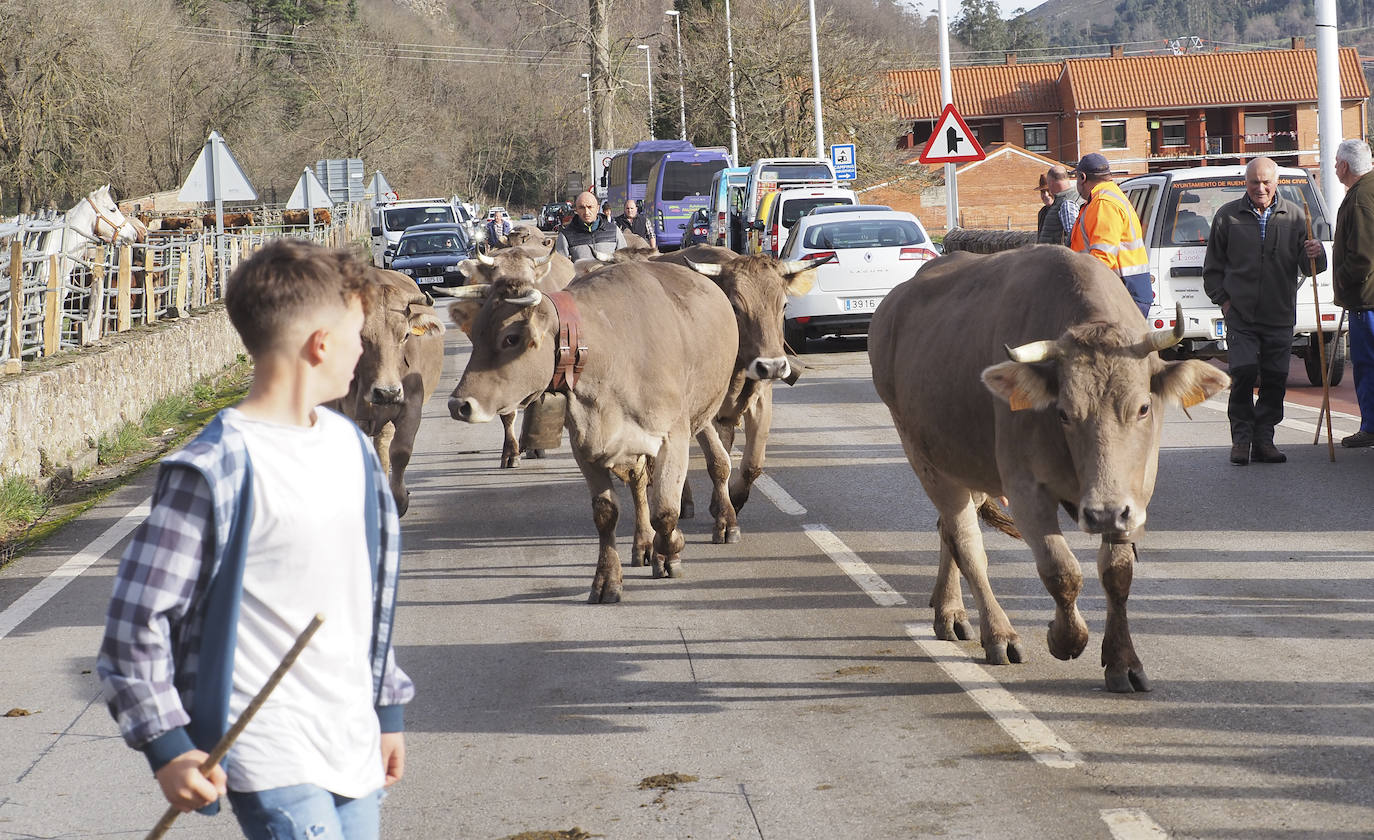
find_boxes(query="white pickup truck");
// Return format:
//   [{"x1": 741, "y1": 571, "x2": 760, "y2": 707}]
[{"x1": 1117, "y1": 165, "x2": 1344, "y2": 385}]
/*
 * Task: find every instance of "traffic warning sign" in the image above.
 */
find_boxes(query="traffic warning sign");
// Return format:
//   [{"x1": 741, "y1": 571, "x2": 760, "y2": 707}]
[{"x1": 918, "y1": 103, "x2": 986, "y2": 165}]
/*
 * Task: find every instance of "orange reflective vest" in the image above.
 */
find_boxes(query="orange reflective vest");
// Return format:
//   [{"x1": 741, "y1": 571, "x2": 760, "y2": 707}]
[{"x1": 1070, "y1": 180, "x2": 1152, "y2": 315}]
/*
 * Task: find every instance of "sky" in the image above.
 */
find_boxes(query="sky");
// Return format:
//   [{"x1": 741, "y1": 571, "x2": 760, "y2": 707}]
[{"x1": 904, "y1": 0, "x2": 1051, "y2": 21}]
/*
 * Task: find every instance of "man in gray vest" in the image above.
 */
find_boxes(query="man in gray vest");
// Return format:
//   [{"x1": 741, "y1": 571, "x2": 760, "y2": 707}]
[
  {"x1": 556, "y1": 191, "x2": 626, "y2": 261},
  {"x1": 1037, "y1": 165, "x2": 1079, "y2": 246}
]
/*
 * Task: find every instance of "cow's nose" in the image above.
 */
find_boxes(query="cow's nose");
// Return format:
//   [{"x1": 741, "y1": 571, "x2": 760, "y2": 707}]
[
  {"x1": 370, "y1": 384, "x2": 403, "y2": 404},
  {"x1": 1080, "y1": 505, "x2": 1132, "y2": 535},
  {"x1": 449, "y1": 397, "x2": 474, "y2": 422},
  {"x1": 750, "y1": 357, "x2": 790, "y2": 381}
]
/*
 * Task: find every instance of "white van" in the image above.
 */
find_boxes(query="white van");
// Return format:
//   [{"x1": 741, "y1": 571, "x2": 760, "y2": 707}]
[
  {"x1": 741, "y1": 157, "x2": 839, "y2": 231},
  {"x1": 371, "y1": 199, "x2": 458, "y2": 266},
  {"x1": 1118, "y1": 165, "x2": 1343, "y2": 384}
]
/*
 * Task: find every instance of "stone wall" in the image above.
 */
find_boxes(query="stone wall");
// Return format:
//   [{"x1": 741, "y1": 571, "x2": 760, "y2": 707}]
[
  {"x1": 0, "y1": 305, "x2": 244, "y2": 482},
  {"x1": 942, "y1": 228, "x2": 1038, "y2": 254}
]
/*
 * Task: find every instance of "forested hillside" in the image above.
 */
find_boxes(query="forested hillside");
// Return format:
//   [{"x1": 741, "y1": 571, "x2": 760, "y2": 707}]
[{"x1": 0, "y1": 0, "x2": 940, "y2": 214}]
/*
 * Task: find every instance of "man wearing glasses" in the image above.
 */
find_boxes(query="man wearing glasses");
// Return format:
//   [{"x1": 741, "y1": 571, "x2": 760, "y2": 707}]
[{"x1": 556, "y1": 191, "x2": 626, "y2": 261}]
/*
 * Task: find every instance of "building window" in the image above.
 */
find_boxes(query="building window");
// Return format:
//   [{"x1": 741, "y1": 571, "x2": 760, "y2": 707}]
[
  {"x1": 1244, "y1": 113, "x2": 1271, "y2": 144},
  {"x1": 1023, "y1": 123, "x2": 1048, "y2": 152},
  {"x1": 1161, "y1": 120, "x2": 1187, "y2": 147},
  {"x1": 1101, "y1": 120, "x2": 1127, "y2": 149}
]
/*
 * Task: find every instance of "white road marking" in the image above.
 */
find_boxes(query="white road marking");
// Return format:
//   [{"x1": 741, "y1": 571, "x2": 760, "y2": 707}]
[
  {"x1": 0, "y1": 498, "x2": 149, "y2": 640},
  {"x1": 755, "y1": 473, "x2": 806, "y2": 516},
  {"x1": 1199, "y1": 396, "x2": 1359, "y2": 440},
  {"x1": 800, "y1": 522, "x2": 1083, "y2": 769},
  {"x1": 1101, "y1": 808, "x2": 1170, "y2": 839}
]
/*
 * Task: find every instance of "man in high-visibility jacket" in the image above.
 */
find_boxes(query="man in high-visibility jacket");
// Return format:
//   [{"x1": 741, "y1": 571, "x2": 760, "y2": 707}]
[{"x1": 1070, "y1": 153, "x2": 1152, "y2": 316}]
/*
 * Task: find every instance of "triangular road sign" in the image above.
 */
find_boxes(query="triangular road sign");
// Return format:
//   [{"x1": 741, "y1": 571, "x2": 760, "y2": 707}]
[
  {"x1": 178, "y1": 131, "x2": 257, "y2": 202},
  {"x1": 286, "y1": 167, "x2": 334, "y2": 210},
  {"x1": 366, "y1": 171, "x2": 396, "y2": 202},
  {"x1": 918, "y1": 103, "x2": 986, "y2": 165}
]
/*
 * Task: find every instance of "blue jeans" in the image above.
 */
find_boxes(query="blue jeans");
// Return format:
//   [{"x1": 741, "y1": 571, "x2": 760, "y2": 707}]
[
  {"x1": 1348, "y1": 309, "x2": 1374, "y2": 432},
  {"x1": 227, "y1": 784, "x2": 383, "y2": 840}
]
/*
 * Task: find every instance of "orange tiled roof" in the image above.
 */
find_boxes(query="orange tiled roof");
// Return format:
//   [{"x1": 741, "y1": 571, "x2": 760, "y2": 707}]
[
  {"x1": 1062, "y1": 47, "x2": 1369, "y2": 112},
  {"x1": 884, "y1": 63, "x2": 1062, "y2": 119}
]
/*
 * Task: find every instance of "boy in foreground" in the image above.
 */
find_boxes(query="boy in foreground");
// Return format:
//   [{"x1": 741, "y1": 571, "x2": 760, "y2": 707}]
[{"x1": 97, "y1": 239, "x2": 414, "y2": 837}]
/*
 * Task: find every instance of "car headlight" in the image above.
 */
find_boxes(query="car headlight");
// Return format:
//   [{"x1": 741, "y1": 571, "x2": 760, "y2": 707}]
[
  {"x1": 444, "y1": 264, "x2": 461, "y2": 273},
  {"x1": 401, "y1": 268, "x2": 414, "y2": 275}
]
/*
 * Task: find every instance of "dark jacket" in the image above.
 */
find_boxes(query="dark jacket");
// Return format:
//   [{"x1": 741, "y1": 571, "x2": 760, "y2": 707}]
[
  {"x1": 1333, "y1": 171, "x2": 1374, "y2": 311},
  {"x1": 1037, "y1": 188, "x2": 1080, "y2": 246},
  {"x1": 1203, "y1": 195, "x2": 1326, "y2": 328},
  {"x1": 614, "y1": 211, "x2": 652, "y2": 242},
  {"x1": 555, "y1": 215, "x2": 626, "y2": 261}
]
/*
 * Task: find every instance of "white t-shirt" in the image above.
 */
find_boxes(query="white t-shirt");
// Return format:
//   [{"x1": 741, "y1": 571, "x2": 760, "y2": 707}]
[{"x1": 220, "y1": 407, "x2": 382, "y2": 797}]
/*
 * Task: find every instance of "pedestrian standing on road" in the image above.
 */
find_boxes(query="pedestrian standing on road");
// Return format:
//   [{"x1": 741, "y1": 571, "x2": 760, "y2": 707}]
[
  {"x1": 484, "y1": 209, "x2": 512, "y2": 248},
  {"x1": 1203, "y1": 156, "x2": 1326, "y2": 465},
  {"x1": 1070, "y1": 153, "x2": 1153, "y2": 315},
  {"x1": 96, "y1": 239, "x2": 414, "y2": 837},
  {"x1": 556, "y1": 190, "x2": 626, "y2": 261},
  {"x1": 1332, "y1": 138, "x2": 1374, "y2": 448},
  {"x1": 1034, "y1": 173, "x2": 1053, "y2": 234},
  {"x1": 1037, "y1": 165, "x2": 1080, "y2": 246},
  {"x1": 614, "y1": 198, "x2": 656, "y2": 249}
]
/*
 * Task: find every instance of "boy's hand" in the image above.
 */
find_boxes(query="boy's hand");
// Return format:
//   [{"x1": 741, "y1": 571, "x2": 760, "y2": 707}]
[
  {"x1": 380, "y1": 732, "x2": 406, "y2": 787},
  {"x1": 154, "y1": 750, "x2": 226, "y2": 812}
]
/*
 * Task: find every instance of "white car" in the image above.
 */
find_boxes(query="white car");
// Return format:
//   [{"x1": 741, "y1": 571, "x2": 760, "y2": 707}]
[{"x1": 776, "y1": 206, "x2": 938, "y2": 350}]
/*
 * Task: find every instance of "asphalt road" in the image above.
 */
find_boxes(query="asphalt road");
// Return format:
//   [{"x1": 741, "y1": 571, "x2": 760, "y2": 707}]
[{"x1": 2, "y1": 324, "x2": 1372, "y2": 839}]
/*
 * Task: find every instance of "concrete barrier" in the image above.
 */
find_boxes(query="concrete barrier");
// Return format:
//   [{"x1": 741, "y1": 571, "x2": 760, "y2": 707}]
[
  {"x1": 0, "y1": 305, "x2": 244, "y2": 483},
  {"x1": 942, "y1": 228, "x2": 1038, "y2": 254}
]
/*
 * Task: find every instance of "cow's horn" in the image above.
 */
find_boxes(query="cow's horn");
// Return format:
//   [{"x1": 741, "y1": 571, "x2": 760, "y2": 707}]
[
  {"x1": 777, "y1": 254, "x2": 835, "y2": 276},
  {"x1": 476, "y1": 251, "x2": 496, "y2": 266},
  {"x1": 431, "y1": 284, "x2": 490, "y2": 299},
  {"x1": 685, "y1": 258, "x2": 723, "y2": 277},
  {"x1": 532, "y1": 251, "x2": 554, "y2": 266},
  {"x1": 592, "y1": 251, "x2": 615, "y2": 263},
  {"x1": 504, "y1": 289, "x2": 542, "y2": 307},
  {"x1": 1004, "y1": 339, "x2": 1060, "y2": 363},
  {"x1": 1132, "y1": 301, "x2": 1186, "y2": 355}
]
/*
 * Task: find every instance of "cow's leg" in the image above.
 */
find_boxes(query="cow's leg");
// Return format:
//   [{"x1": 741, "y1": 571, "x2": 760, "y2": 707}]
[
  {"x1": 679, "y1": 481, "x2": 695, "y2": 520},
  {"x1": 696, "y1": 424, "x2": 740, "y2": 544},
  {"x1": 374, "y1": 422, "x2": 395, "y2": 478},
  {"x1": 580, "y1": 462, "x2": 623, "y2": 603},
  {"x1": 621, "y1": 457, "x2": 653, "y2": 567},
  {"x1": 1014, "y1": 495, "x2": 1090, "y2": 663},
  {"x1": 1099, "y1": 540, "x2": 1149, "y2": 693},
  {"x1": 499, "y1": 412, "x2": 520, "y2": 468},
  {"x1": 649, "y1": 432, "x2": 691, "y2": 578},
  {"x1": 727, "y1": 385, "x2": 771, "y2": 514},
  {"x1": 930, "y1": 518, "x2": 973, "y2": 641},
  {"x1": 934, "y1": 496, "x2": 1023, "y2": 664}
]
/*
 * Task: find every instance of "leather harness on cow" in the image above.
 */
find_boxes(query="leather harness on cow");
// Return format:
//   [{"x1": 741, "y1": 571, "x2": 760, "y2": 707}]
[{"x1": 546, "y1": 290, "x2": 588, "y2": 392}]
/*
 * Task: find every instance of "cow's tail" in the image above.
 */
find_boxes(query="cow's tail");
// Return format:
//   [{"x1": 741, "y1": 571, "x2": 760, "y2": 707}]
[{"x1": 977, "y1": 497, "x2": 1021, "y2": 541}]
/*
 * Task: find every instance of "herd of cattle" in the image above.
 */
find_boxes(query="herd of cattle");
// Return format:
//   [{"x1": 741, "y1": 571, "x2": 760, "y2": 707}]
[
  {"x1": 334, "y1": 228, "x2": 1230, "y2": 694},
  {"x1": 135, "y1": 208, "x2": 332, "y2": 232}
]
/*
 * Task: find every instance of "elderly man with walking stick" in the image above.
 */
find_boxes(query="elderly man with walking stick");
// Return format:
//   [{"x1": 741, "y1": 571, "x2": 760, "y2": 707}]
[{"x1": 1332, "y1": 138, "x2": 1374, "y2": 448}]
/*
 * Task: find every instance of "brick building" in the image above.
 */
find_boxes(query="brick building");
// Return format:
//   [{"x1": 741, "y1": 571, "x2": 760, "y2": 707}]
[{"x1": 881, "y1": 39, "x2": 1370, "y2": 231}]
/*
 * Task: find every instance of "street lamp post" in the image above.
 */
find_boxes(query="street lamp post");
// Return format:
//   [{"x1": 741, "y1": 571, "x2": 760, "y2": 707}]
[
  {"x1": 665, "y1": 9, "x2": 687, "y2": 141},
  {"x1": 636, "y1": 44, "x2": 655, "y2": 141},
  {"x1": 806, "y1": 0, "x2": 825, "y2": 159},
  {"x1": 581, "y1": 72, "x2": 595, "y2": 195},
  {"x1": 724, "y1": 0, "x2": 739, "y2": 164}
]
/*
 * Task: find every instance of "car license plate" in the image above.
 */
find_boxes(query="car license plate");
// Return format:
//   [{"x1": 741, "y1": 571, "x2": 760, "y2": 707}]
[
  {"x1": 843, "y1": 297, "x2": 882, "y2": 312},
  {"x1": 1213, "y1": 318, "x2": 1225, "y2": 338}
]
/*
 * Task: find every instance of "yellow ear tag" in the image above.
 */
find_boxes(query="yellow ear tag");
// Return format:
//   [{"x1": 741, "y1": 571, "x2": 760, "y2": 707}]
[
  {"x1": 1181, "y1": 385, "x2": 1207, "y2": 408},
  {"x1": 410, "y1": 325, "x2": 427, "y2": 336},
  {"x1": 1009, "y1": 388, "x2": 1033, "y2": 412}
]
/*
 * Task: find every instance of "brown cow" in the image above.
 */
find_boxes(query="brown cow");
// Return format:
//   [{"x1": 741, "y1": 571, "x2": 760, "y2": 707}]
[
  {"x1": 282, "y1": 208, "x2": 332, "y2": 227},
  {"x1": 148, "y1": 216, "x2": 204, "y2": 232},
  {"x1": 496, "y1": 225, "x2": 556, "y2": 250},
  {"x1": 201, "y1": 211, "x2": 255, "y2": 230},
  {"x1": 447, "y1": 261, "x2": 738, "y2": 602},
  {"x1": 326, "y1": 267, "x2": 446, "y2": 516},
  {"x1": 440, "y1": 245, "x2": 576, "y2": 468},
  {"x1": 868, "y1": 245, "x2": 1229, "y2": 692}
]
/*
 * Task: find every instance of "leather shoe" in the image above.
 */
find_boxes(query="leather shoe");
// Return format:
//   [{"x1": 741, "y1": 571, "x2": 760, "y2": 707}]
[
  {"x1": 1251, "y1": 441, "x2": 1287, "y2": 463},
  {"x1": 1230, "y1": 443, "x2": 1249, "y2": 465},
  {"x1": 1341, "y1": 430, "x2": 1374, "y2": 448}
]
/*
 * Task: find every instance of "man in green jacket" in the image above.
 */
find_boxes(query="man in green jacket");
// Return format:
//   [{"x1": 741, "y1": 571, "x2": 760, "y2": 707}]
[
  {"x1": 1333, "y1": 138, "x2": 1374, "y2": 447},
  {"x1": 1204, "y1": 156, "x2": 1326, "y2": 465}
]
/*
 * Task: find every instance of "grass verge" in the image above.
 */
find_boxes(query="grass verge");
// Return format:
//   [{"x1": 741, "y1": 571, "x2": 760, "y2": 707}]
[{"x1": 0, "y1": 356, "x2": 254, "y2": 565}]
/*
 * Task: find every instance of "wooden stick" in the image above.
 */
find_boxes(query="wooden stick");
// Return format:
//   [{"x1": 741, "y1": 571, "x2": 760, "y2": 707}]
[
  {"x1": 1300, "y1": 192, "x2": 1336, "y2": 461},
  {"x1": 1314, "y1": 307, "x2": 1347, "y2": 444},
  {"x1": 144, "y1": 614, "x2": 325, "y2": 840}
]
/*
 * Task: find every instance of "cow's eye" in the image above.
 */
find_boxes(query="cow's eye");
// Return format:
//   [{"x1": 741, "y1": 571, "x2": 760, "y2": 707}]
[
  {"x1": 500, "y1": 332, "x2": 521, "y2": 349},
  {"x1": 1057, "y1": 408, "x2": 1070, "y2": 425},
  {"x1": 1138, "y1": 403, "x2": 1151, "y2": 420}
]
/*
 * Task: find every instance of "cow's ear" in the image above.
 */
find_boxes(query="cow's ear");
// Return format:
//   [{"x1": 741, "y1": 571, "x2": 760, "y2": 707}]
[
  {"x1": 784, "y1": 270, "x2": 815, "y2": 298},
  {"x1": 447, "y1": 301, "x2": 480, "y2": 336},
  {"x1": 981, "y1": 361, "x2": 1057, "y2": 411},
  {"x1": 410, "y1": 311, "x2": 446, "y2": 336},
  {"x1": 1152, "y1": 359, "x2": 1229, "y2": 408}
]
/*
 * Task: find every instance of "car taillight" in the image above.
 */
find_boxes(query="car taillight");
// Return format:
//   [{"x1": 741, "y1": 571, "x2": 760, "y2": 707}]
[
  {"x1": 802, "y1": 251, "x2": 836, "y2": 262},
  {"x1": 900, "y1": 247, "x2": 938, "y2": 261}
]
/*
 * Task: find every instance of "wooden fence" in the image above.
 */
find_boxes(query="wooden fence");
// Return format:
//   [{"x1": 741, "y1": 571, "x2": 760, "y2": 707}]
[{"x1": 0, "y1": 203, "x2": 371, "y2": 374}]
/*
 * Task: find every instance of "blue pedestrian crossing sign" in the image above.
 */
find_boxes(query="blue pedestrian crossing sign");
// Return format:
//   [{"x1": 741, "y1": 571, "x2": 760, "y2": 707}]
[{"x1": 831, "y1": 144, "x2": 857, "y2": 180}]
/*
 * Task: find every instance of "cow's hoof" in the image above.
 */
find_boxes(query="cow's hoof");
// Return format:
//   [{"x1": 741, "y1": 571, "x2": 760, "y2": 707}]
[
  {"x1": 1104, "y1": 666, "x2": 1151, "y2": 693},
  {"x1": 933, "y1": 615, "x2": 973, "y2": 641},
  {"x1": 665, "y1": 556, "x2": 684, "y2": 578},
  {"x1": 712, "y1": 525, "x2": 742, "y2": 544},
  {"x1": 984, "y1": 639, "x2": 1024, "y2": 666},
  {"x1": 501, "y1": 455, "x2": 519, "y2": 469},
  {"x1": 1046, "y1": 617, "x2": 1089, "y2": 661},
  {"x1": 588, "y1": 583, "x2": 623, "y2": 604},
  {"x1": 528, "y1": 449, "x2": 545, "y2": 459},
  {"x1": 652, "y1": 554, "x2": 667, "y2": 578}
]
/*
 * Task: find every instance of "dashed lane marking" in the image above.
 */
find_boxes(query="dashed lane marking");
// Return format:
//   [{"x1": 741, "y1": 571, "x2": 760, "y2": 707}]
[
  {"x1": 754, "y1": 473, "x2": 806, "y2": 516},
  {"x1": 1101, "y1": 808, "x2": 1171, "y2": 839}
]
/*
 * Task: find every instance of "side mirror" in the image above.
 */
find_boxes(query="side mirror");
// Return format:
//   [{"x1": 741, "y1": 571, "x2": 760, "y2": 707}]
[
  {"x1": 1315, "y1": 220, "x2": 1332, "y2": 239},
  {"x1": 371, "y1": 226, "x2": 382, "y2": 237}
]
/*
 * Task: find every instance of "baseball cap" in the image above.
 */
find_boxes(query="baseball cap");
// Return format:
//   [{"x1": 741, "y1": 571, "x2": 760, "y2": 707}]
[{"x1": 1074, "y1": 153, "x2": 1112, "y2": 177}]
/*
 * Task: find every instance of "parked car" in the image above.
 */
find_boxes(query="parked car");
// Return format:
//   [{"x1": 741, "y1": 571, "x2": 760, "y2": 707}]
[
  {"x1": 708, "y1": 166, "x2": 749, "y2": 252},
  {"x1": 1116, "y1": 165, "x2": 1341, "y2": 384},
  {"x1": 539, "y1": 203, "x2": 568, "y2": 231},
  {"x1": 752, "y1": 186, "x2": 858, "y2": 257},
  {"x1": 683, "y1": 208, "x2": 712, "y2": 247},
  {"x1": 388, "y1": 223, "x2": 475, "y2": 289},
  {"x1": 371, "y1": 199, "x2": 458, "y2": 266},
  {"x1": 776, "y1": 208, "x2": 937, "y2": 351}
]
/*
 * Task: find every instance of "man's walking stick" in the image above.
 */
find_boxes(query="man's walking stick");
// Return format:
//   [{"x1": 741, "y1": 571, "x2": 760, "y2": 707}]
[
  {"x1": 1301, "y1": 194, "x2": 1337, "y2": 461},
  {"x1": 1314, "y1": 307, "x2": 1348, "y2": 444},
  {"x1": 144, "y1": 614, "x2": 325, "y2": 840}
]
